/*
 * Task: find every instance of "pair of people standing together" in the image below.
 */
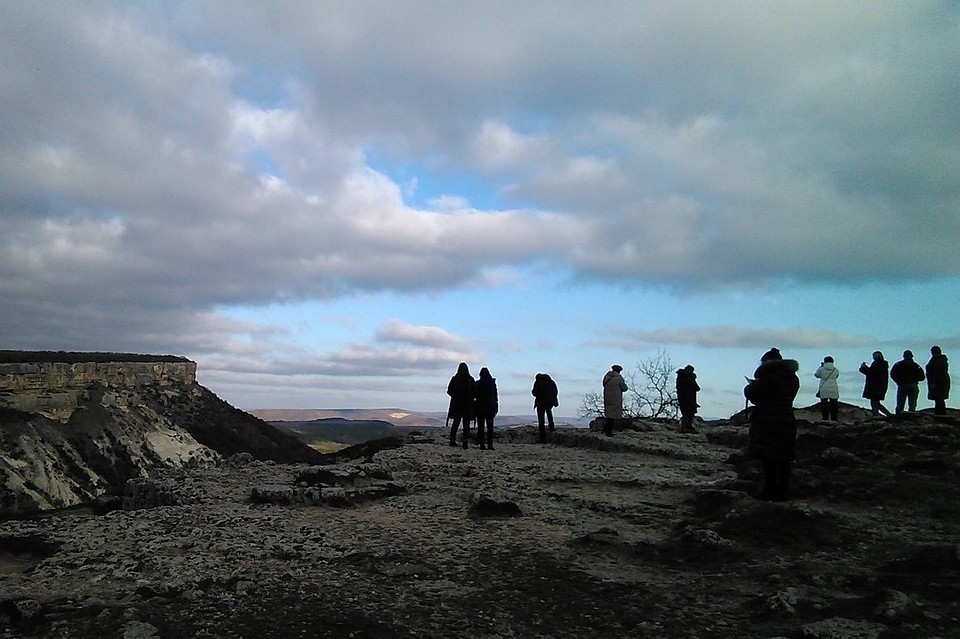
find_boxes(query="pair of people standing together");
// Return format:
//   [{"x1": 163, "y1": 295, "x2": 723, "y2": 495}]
[
  {"x1": 889, "y1": 347, "x2": 951, "y2": 415},
  {"x1": 446, "y1": 363, "x2": 498, "y2": 450}
]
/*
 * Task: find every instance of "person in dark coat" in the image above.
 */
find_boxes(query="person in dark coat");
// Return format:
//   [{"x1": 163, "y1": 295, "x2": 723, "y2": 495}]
[
  {"x1": 744, "y1": 347, "x2": 800, "y2": 501},
  {"x1": 447, "y1": 362, "x2": 476, "y2": 449},
  {"x1": 890, "y1": 350, "x2": 925, "y2": 414},
  {"x1": 602, "y1": 364, "x2": 628, "y2": 437},
  {"x1": 926, "y1": 345, "x2": 950, "y2": 415},
  {"x1": 474, "y1": 367, "x2": 499, "y2": 450},
  {"x1": 859, "y1": 351, "x2": 892, "y2": 416},
  {"x1": 531, "y1": 373, "x2": 559, "y2": 443},
  {"x1": 675, "y1": 365, "x2": 700, "y2": 433}
]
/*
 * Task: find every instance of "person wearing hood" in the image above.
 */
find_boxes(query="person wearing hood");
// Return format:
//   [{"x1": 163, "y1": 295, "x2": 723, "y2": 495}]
[
  {"x1": 814, "y1": 356, "x2": 840, "y2": 421},
  {"x1": 745, "y1": 347, "x2": 800, "y2": 501},
  {"x1": 675, "y1": 365, "x2": 700, "y2": 434},
  {"x1": 926, "y1": 346, "x2": 950, "y2": 415},
  {"x1": 474, "y1": 367, "x2": 499, "y2": 450},
  {"x1": 890, "y1": 350, "x2": 925, "y2": 414},
  {"x1": 447, "y1": 362, "x2": 476, "y2": 449},
  {"x1": 859, "y1": 351, "x2": 892, "y2": 417},
  {"x1": 531, "y1": 373, "x2": 559, "y2": 443},
  {"x1": 602, "y1": 365, "x2": 628, "y2": 437}
]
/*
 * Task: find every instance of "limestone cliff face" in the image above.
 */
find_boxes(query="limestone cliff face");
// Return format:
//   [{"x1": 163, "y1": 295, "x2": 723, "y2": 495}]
[
  {"x1": 0, "y1": 351, "x2": 322, "y2": 516},
  {"x1": 0, "y1": 354, "x2": 196, "y2": 421}
]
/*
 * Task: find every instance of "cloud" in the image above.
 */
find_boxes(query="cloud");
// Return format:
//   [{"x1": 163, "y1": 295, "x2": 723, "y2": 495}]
[
  {"x1": 0, "y1": 2, "x2": 957, "y2": 363},
  {"x1": 374, "y1": 319, "x2": 468, "y2": 350},
  {"x1": 602, "y1": 326, "x2": 879, "y2": 350}
]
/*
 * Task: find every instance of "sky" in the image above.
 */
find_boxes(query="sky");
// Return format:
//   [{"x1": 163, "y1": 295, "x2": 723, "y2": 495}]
[{"x1": 1, "y1": 2, "x2": 958, "y2": 420}]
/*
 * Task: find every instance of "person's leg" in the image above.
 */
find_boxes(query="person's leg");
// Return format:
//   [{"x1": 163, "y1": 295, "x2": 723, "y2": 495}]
[
  {"x1": 869, "y1": 399, "x2": 880, "y2": 416},
  {"x1": 603, "y1": 417, "x2": 613, "y2": 436},
  {"x1": 820, "y1": 398, "x2": 829, "y2": 420},
  {"x1": 907, "y1": 386, "x2": 919, "y2": 412},
  {"x1": 775, "y1": 461, "x2": 792, "y2": 501},
  {"x1": 895, "y1": 386, "x2": 907, "y2": 414},
  {"x1": 487, "y1": 417, "x2": 495, "y2": 449},
  {"x1": 449, "y1": 418, "x2": 461, "y2": 446},
  {"x1": 760, "y1": 460, "x2": 778, "y2": 500},
  {"x1": 935, "y1": 399, "x2": 946, "y2": 415},
  {"x1": 536, "y1": 407, "x2": 546, "y2": 442},
  {"x1": 546, "y1": 408, "x2": 555, "y2": 431},
  {"x1": 477, "y1": 416, "x2": 487, "y2": 449},
  {"x1": 462, "y1": 419, "x2": 471, "y2": 449},
  {"x1": 829, "y1": 399, "x2": 839, "y2": 421}
]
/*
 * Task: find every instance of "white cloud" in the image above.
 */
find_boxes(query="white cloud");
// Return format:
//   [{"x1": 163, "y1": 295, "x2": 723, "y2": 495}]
[
  {"x1": 602, "y1": 326, "x2": 879, "y2": 350},
  {"x1": 375, "y1": 320, "x2": 468, "y2": 350}
]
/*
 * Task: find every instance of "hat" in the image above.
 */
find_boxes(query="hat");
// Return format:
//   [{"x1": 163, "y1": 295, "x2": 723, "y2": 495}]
[
  {"x1": 683, "y1": 365, "x2": 695, "y2": 372},
  {"x1": 760, "y1": 348, "x2": 782, "y2": 362},
  {"x1": 612, "y1": 364, "x2": 622, "y2": 371}
]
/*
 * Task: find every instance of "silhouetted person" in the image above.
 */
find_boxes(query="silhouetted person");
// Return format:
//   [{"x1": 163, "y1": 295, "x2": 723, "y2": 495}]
[
  {"x1": 602, "y1": 364, "x2": 627, "y2": 436},
  {"x1": 859, "y1": 351, "x2": 892, "y2": 416},
  {"x1": 475, "y1": 367, "x2": 498, "y2": 450},
  {"x1": 745, "y1": 347, "x2": 800, "y2": 501},
  {"x1": 447, "y1": 362, "x2": 476, "y2": 448},
  {"x1": 814, "y1": 356, "x2": 840, "y2": 421},
  {"x1": 926, "y1": 346, "x2": 950, "y2": 416},
  {"x1": 531, "y1": 373, "x2": 559, "y2": 443},
  {"x1": 675, "y1": 365, "x2": 700, "y2": 433},
  {"x1": 891, "y1": 350, "x2": 925, "y2": 414}
]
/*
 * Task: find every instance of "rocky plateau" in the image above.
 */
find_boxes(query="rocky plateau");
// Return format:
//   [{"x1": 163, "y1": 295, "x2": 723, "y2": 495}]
[{"x1": 2, "y1": 407, "x2": 959, "y2": 638}]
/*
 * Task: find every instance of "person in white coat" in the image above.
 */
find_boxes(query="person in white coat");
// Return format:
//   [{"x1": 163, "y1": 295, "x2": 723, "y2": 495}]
[{"x1": 814, "y1": 356, "x2": 840, "y2": 421}]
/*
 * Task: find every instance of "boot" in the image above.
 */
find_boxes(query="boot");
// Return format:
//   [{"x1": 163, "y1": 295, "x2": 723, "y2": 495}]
[{"x1": 603, "y1": 418, "x2": 613, "y2": 437}]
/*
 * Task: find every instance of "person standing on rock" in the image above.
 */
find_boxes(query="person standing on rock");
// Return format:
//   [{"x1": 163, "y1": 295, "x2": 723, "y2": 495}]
[
  {"x1": 814, "y1": 356, "x2": 840, "y2": 421},
  {"x1": 744, "y1": 347, "x2": 800, "y2": 501},
  {"x1": 891, "y1": 350, "x2": 925, "y2": 414},
  {"x1": 675, "y1": 365, "x2": 700, "y2": 433},
  {"x1": 925, "y1": 346, "x2": 950, "y2": 416},
  {"x1": 447, "y1": 362, "x2": 476, "y2": 449},
  {"x1": 475, "y1": 367, "x2": 499, "y2": 450},
  {"x1": 859, "y1": 351, "x2": 892, "y2": 417},
  {"x1": 602, "y1": 365, "x2": 628, "y2": 437},
  {"x1": 531, "y1": 373, "x2": 559, "y2": 443}
]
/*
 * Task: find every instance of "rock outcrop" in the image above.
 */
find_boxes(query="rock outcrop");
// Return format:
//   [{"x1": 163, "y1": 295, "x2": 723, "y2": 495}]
[{"x1": 0, "y1": 351, "x2": 322, "y2": 516}]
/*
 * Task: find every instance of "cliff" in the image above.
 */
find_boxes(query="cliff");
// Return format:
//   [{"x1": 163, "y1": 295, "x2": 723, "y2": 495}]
[{"x1": 0, "y1": 351, "x2": 322, "y2": 516}]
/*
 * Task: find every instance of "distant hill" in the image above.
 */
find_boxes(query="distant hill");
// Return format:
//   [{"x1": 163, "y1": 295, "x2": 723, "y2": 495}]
[
  {"x1": 254, "y1": 408, "x2": 587, "y2": 448},
  {"x1": 271, "y1": 417, "x2": 410, "y2": 447},
  {"x1": 250, "y1": 408, "x2": 573, "y2": 429}
]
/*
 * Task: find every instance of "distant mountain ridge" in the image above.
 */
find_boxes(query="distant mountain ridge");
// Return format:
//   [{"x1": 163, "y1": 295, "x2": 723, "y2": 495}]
[{"x1": 249, "y1": 408, "x2": 581, "y2": 429}]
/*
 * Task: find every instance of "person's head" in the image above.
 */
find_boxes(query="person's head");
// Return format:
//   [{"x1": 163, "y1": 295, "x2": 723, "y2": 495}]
[
  {"x1": 823, "y1": 356, "x2": 834, "y2": 364},
  {"x1": 683, "y1": 364, "x2": 695, "y2": 372},
  {"x1": 612, "y1": 364, "x2": 622, "y2": 372},
  {"x1": 931, "y1": 345, "x2": 942, "y2": 356},
  {"x1": 903, "y1": 350, "x2": 913, "y2": 360},
  {"x1": 873, "y1": 351, "x2": 884, "y2": 361},
  {"x1": 479, "y1": 367, "x2": 491, "y2": 378},
  {"x1": 457, "y1": 362, "x2": 470, "y2": 375},
  {"x1": 760, "y1": 347, "x2": 782, "y2": 362}
]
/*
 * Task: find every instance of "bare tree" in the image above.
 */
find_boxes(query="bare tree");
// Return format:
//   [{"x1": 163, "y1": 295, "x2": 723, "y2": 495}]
[{"x1": 578, "y1": 350, "x2": 679, "y2": 420}]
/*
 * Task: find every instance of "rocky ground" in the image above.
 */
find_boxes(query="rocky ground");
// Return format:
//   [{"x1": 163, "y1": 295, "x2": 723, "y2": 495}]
[{"x1": 1, "y1": 411, "x2": 959, "y2": 638}]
